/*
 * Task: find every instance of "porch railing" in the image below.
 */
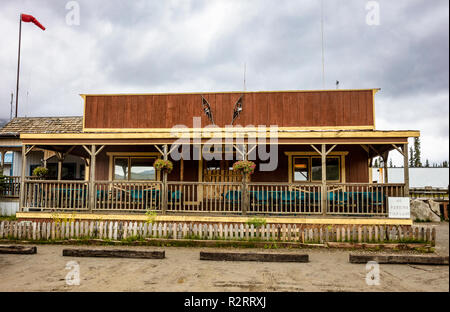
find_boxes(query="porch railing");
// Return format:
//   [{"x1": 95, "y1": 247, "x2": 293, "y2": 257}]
[
  {"x1": 410, "y1": 187, "x2": 449, "y2": 201},
  {"x1": 248, "y1": 183, "x2": 323, "y2": 215},
  {"x1": 167, "y1": 182, "x2": 243, "y2": 214},
  {"x1": 327, "y1": 183, "x2": 405, "y2": 216},
  {"x1": 94, "y1": 181, "x2": 162, "y2": 212},
  {"x1": 22, "y1": 180, "x2": 89, "y2": 211},
  {"x1": 21, "y1": 180, "x2": 407, "y2": 217},
  {"x1": 0, "y1": 176, "x2": 21, "y2": 198}
]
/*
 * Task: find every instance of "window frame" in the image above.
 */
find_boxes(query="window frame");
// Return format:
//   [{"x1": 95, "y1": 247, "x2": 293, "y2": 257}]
[
  {"x1": 112, "y1": 156, "x2": 158, "y2": 181},
  {"x1": 292, "y1": 157, "x2": 310, "y2": 182},
  {"x1": 292, "y1": 155, "x2": 342, "y2": 183},
  {"x1": 310, "y1": 156, "x2": 341, "y2": 182}
]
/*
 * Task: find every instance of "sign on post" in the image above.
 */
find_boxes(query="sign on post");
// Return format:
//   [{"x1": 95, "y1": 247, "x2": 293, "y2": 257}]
[{"x1": 388, "y1": 197, "x2": 410, "y2": 219}]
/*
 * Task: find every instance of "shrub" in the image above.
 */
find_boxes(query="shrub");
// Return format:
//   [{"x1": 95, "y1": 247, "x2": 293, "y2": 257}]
[{"x1": 246, "y1": 217, "x2": 267, "y2": 229}]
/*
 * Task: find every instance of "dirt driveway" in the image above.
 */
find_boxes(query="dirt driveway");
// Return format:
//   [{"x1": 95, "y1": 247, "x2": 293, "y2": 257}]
[{"x1": 0, "y1": 223, "x2": 448, "y2": 292}]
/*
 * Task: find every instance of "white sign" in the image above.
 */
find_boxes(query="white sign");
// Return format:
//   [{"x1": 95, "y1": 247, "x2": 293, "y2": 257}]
[{"x1": 388, "y1": 197, "x2": 410, "y2": 219}]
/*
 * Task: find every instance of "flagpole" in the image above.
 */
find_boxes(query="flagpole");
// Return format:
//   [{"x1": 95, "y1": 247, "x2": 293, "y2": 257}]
[{"x1": 15, "y1": 14, "x2": 22, "y2": 118}]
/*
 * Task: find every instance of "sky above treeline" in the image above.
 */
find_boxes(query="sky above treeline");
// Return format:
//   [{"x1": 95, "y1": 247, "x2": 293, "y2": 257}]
[{"x1": 0, "y1": 0, "x2": 448, "y2": 165}]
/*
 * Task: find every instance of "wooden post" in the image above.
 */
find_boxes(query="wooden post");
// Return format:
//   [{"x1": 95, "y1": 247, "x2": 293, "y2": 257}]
[
  {"x1": 383, "y1": 151, "x2": 389, "y2": 184},
  {"x1": 321, "y1": 144, "x2": 327, "y2": 215},
  {"x1": 242, "y1": 144, "x2": 248, "y2": 215},
  {"x1": 1, "y1": 151, "x2": 5, "y2": 174},
  {"x1": 57, "y1": 157, "x2": 63, "y2": 181},
  {"x1": 403, "y1": 143, "x2": 409, "y2": 197},
  {"x1": 19, "y1": 145, "x2": 27, "y2": 212},
  {"x1": 89, "y1": 145, "x2": 96, "y2": 212},
  {"x1": 162, "y1": 144, "x2": 168, "y2": 214}
]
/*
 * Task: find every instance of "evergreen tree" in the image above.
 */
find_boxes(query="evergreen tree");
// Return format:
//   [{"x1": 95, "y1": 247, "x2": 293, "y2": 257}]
[
  {"x1": 374, "y1": 158, "x2": 379, "y2": 168},
  {"x1": 425, "y1": 159, "x2": 430, "y2": 167},
  {"x1": 443, "y1": 160, "x2": 449, "y2": 168},
  {"x1": 389, "y1": 159, "x2": 393, "y2": 167},
  {"x1": 409, "y1": 146, "x2": 414, "y2": 167},
  {"x1": 413, "y1": 137, "x2": 422, "y2": 167}
]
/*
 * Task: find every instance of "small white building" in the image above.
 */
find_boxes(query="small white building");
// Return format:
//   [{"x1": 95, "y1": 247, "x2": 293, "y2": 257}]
[{"x1": 372, "y1": 167, "x2": 449, "y2": 188}]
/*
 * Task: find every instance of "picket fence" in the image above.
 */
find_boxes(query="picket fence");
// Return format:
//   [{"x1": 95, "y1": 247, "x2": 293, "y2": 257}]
[{"x1": 0, "y1": 220, "x2": 436, "y2": 244}]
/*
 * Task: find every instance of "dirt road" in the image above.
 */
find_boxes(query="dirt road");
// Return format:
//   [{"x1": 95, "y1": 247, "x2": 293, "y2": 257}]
[{"x1": 0, "y1": 223, "x2": 448, "y2": 292}]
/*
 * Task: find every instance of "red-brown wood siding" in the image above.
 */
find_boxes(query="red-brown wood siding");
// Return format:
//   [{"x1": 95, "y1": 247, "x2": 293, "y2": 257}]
[{"x1": 84, "y1": 90, "x2": 375, "y2": 129}]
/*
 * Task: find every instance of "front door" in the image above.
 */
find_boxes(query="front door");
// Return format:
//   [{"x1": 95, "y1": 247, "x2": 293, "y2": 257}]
[{"x1": 203, "y1": 160, "x2": 244, "y2": 200}]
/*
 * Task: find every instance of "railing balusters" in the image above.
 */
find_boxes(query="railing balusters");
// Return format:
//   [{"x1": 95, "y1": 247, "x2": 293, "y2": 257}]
[{"x1": 19, "y1": 180, "x2": 406, "y2": 217}]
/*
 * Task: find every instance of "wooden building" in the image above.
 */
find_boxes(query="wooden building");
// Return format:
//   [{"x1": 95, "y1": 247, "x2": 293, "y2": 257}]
[{"x1": 0, "y1": 89, "x2": 419, "y2": 219}]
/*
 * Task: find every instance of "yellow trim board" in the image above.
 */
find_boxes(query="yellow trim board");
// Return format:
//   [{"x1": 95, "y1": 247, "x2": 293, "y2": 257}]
[
  {"x1": 284, "y1": 151, "x2": 349, "y2": 156},
  {"x1": 16, "y1": 212, "x2": 412, "y2": 225},
  {"x1": 79, "y1": 88, "x2": 381, "y2": 97},
  {"x1": 20, "y1": 130, "x2": 420, "y2": 140}
]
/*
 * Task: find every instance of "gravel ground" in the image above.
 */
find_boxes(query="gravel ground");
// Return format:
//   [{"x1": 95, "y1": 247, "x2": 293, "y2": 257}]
[{"x1": 0, "y1": 222, "x2": 448, "y2": 292}]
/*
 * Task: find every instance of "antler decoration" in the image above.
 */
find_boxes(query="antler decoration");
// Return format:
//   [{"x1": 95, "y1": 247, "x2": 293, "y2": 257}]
[
  {"x1": 231, "y1": 95, "x2": 244, "y2": 125},
  {"x1": 201, "y1": 96, "x2": 215, "y2": 125}
]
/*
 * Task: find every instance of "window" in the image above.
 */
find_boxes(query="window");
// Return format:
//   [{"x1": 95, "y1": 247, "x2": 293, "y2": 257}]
[
  {"x1": 45, "y1": 163, "x2": 77, "y2": 180},
  {"x1": 205, "y1": 160, "x2": 236, "y2": 171},
  {"x1": 293, "y1": 156, "x2": 341, "y2": 182},
  {"x1": 114, "y1": 157, "x2": 156, "y2": 181},
  {"x1": 205, "y1": 160, "x2": 221, "y2": 171},
  {"x1": 80, "y1": 164, "x2": 85, "y2": 180},
  {"x1": 293, "y1": 158, "x2": 309, "y2": 182},
  {"x1": 29, "y1": 164, "x2": 40, "y2": 176},
  {"x1": 311, "y1": 157, "x2": 340, "y2": 181}
]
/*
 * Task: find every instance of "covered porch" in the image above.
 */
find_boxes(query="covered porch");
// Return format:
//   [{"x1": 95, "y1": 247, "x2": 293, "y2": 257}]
[{"x1": 17, "y1": 129, "x2": 416, "y2": 217}]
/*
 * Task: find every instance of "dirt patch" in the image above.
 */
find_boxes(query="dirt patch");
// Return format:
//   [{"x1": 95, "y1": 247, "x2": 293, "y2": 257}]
[{"x1": 0, "y1": 223, "x2": 448, "y2": 292}]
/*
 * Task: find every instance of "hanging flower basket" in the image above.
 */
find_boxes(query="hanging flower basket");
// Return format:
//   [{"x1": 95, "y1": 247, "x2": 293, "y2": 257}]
[
  {"x1": 153, "y1": 159, "x2": 173, "y2": 174},
  {"x1": 32, "y1": 167, "x2": 49, "y2": 179},
  {"x1": 232, "y1": 160, "x2": 256, "y2": 175}
]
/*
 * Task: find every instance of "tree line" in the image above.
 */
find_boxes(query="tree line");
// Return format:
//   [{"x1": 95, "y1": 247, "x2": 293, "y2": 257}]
[{"x1": 373, "y1": 137, "x2": 449, "y2": 168}]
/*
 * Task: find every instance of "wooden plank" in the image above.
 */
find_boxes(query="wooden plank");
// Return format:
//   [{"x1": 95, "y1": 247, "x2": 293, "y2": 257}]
[
  {"x1": 62, "y1": 248, "x2": 165, "y2": 259},
  {"x1": 349, "y1": 254, "x2": 449, "y2": 265},
  {"x1": 200, "y1": 251, "x2": 309, "y2": 263},
  {"x1": 0, "y1": 245, "x2": 37, "y2": 254}
]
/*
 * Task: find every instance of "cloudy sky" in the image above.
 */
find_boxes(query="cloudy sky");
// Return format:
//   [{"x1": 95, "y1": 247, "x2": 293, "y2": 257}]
[{"x1": 0, "y1": 0, "x2": 448, "y2": 165}]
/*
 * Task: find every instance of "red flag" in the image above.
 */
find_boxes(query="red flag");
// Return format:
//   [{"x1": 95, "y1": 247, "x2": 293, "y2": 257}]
[{"x1": 21, "y1": 14, "x2": 45, "y2": 30}]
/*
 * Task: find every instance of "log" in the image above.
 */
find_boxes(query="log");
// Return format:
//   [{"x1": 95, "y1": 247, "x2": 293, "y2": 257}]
[
  {"x1": 199, "y1": 251, "x2": 308, "y2": 263},
  {"x1": 0, "y1": 245, "x2": 37, "y2": 254},
  {"x1": 349, "y1": 254, "x2": 449, "y2": 265},
  {"x1": 62, "y1": 248, "x2": 165, "y2": 259}
]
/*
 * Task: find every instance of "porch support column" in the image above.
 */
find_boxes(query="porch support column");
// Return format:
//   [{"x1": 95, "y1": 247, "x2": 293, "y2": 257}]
[
  {"x1": 242, "y1": 144, "x2": 248, "y2": 215},
  {"x1": 162, "y1": 144, "x2": 168, "y2": 215},
  {"x1": 402, "y1": 143, "x2": 410, "y2": 197},
  {"x1": 19, "y1": 145, "x2": 27, "y2": 212},
  {"x1": 89, "y1": 145, "x2": 96, "y2": 213},
  {"x1": 1, "y1": 151, "x2": 5, "y2": 174},
  {"x1": 321, "y1": 144, "x2": 327, "y2": 215},
  {"x1": 382, "y1": 151, "x2": 389, "y2": 183},
  {"x1": 57, "y1": 154, "x2": 63, "y2": 181}
]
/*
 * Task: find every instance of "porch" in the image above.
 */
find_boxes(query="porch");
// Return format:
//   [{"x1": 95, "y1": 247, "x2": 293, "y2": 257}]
[
  {"x1": 10, "y1": 126, "x2": 417, "y2": 218},
  {"x1": 20, "y1": 179, "x2": 405, "y2": 216}
]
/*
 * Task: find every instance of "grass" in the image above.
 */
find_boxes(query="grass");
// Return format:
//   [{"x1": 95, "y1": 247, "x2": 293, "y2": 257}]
[
  {"x1": 0, "y1": 216, "x2": 17, "y2": 221},
  {"x1": 414, "y1": 218, "x2": 433, "y2": 223}
]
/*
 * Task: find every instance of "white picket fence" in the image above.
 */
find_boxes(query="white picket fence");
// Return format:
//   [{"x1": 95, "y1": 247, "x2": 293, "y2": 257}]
[{"x1": 0, "y1": 220, "x2": 436, "y2": 244}]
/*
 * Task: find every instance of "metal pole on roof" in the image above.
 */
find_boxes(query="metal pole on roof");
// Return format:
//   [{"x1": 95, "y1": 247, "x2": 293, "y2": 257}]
[
  {"x1": 15, "y1": 15, "x2": 22, "y2": 118},
  {"x1": 320, "y1": 0, "x2": 325, "y2": 89},
  {"x1": 10, "y1": 93, "x2": 13, "y2": 120}
]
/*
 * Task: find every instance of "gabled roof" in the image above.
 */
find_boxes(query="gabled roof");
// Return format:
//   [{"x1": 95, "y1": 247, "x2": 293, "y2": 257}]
[{"x1": 0, "y1": 117, "x2": 83, "y2": 136}]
